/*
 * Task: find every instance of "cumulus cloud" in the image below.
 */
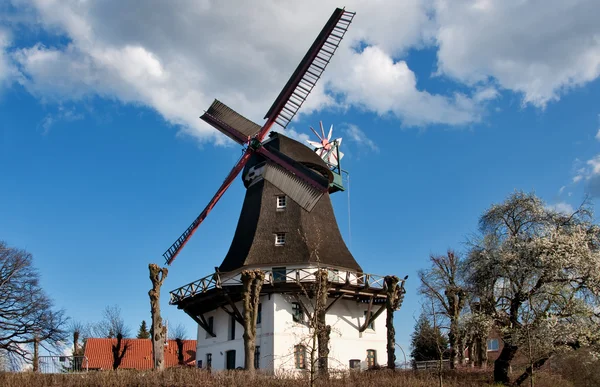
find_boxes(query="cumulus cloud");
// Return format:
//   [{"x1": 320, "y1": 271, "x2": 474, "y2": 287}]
[
  {"x1": 2, "y1": 0, "x2": 600, "y2": 143},
  {"x1": 434, "y1": 0, "x2": 600, "y2": 107},
  {"x1": 5, "y1": 0, "x2": 484, "y2": 142}
]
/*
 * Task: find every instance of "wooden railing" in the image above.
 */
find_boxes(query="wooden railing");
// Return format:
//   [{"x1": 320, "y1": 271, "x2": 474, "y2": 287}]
[{"x1": 169, "y1": 267, "x2": 397, "y2": 304}]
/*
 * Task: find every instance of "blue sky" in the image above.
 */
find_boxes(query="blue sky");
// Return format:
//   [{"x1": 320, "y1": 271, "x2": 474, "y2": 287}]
[{"x1": 2, "y1": 0, "x2": 600, "y2": 358}]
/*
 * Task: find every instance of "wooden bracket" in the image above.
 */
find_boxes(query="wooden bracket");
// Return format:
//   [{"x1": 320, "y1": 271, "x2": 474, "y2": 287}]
[
  {"x1": 358, "y1": 296, "x2": 386, "y2": 332},
  {"x1": 324, "y1": 293, "x2": 344, "y2": 313},
  {"x1": 185, "y1": 311, "x2": 216, "y2": 337},
  {"x1": 221, "y1": 290, "x2": 245, "y2": 325},
  {"x1": 292, "y1": 293, "x2": 314, "y2": 321}
]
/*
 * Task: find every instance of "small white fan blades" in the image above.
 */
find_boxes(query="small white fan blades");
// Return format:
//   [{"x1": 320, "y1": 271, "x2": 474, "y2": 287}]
[{"x1": 307, "y1": 121, "x2": 344, "y2": 167}]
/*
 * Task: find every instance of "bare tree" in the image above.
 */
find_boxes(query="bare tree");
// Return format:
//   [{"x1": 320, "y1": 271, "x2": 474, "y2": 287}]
[
  {"x1": 418, "y1": 251, "x2": 467, "y2": 369},
  {"x1": 0, "y1": 241, "x2": 67, "y2": 362},
  {"x1": 466, "y1": 192, "x2": 600, "y2": 385},
  {"x1": 149, "y1": 263, "x2": 168, "y2": 370},
  {"x1": 169, "y1": 323, "x2": 188, "y2": 340},
  {"x1": 90, "y1": 305, "x2": 131, "y2": 338}
]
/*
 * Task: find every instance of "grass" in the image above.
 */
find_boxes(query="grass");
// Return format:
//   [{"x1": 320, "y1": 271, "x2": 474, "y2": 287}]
[{"x1": 0, "y1": 368, "x2": 574, "y2": 387}]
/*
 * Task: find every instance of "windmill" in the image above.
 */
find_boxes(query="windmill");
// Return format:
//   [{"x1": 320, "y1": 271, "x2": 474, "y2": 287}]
[{"x1": 163, "y1": 8, "x2": 356, "y2": 265}]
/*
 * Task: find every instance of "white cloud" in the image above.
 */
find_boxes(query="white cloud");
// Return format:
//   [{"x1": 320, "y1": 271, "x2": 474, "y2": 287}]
[
  {"x1": 434, "y1": 0, "x2": 600, "y2": 107},
  {"x1": 0, "y1": 28, "x2": 17, "y2": 86},
  {"x1": 558, "y1": 185, "x2": 566, "y2": 195},
  {"x1": 2, "y1": 0, "x2": 600, "y2": 143},
  {"x1": 596, "y1": 114, "x2": 600, "y2": 141},
  {"x1": 5, "y1": 0, "x2": 485, "y2": 142},
  {"x1": 344, "y1": 124, "x2": 379, "y2": 152},
  {"x1": 39, "y1": 105, "x2": 84, "y2": 134},
  {"x1": 571, "y1": 154, "x2": 600, "y2": 197},
  {"x1": 547, "y1": 202, "x2": 575, "y2": 215}
]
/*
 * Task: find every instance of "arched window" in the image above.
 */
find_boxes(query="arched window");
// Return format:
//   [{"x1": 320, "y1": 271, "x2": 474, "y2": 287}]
[{"x1": 294, "y1": 344, "x2": 307, "y2": 369}]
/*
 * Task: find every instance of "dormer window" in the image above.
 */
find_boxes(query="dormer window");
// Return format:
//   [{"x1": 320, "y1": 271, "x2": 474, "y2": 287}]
[
  {"x1": 277, "y1": 195, "x2": 286, "y2": 210},
  {"x1": 275, "y1": 233, "x2": 286, "y2": 246}
]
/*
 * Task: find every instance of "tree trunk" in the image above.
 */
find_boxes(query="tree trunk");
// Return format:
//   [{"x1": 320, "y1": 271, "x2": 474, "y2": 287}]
[
  {"x1": 176, "y1": 338, "x2": 184, "y2": 365},
  {"x1": 494, "y1": 342, "x2": 518, "y2": 385},
  {"x1": 384, "y1": 275, "x2": 400, "y2": 369},
  {"x1": 448, "y1": 323, "x2": 458, "y2": 369},
  {"x1": 241, "y1": 270, "x2": 265, "y2": 372},
  {"x1": 457, "y1": 335, "x2": 465, "y2": 366},
  {"x1": 316, "y1": 269, "x2": 330, "y2": 377},
  {"x1": 148, "y1": 263, "x2": 168, "y2": 371},
  {"x1": 514, "y1": 357, "x2": 549, "y2": 386},
  {"x1": 32, "y1": 337, "x2": 39, "y2": 372},
  {"x1": 112, "y1": 333, "x2": 128, "y2": 370}
]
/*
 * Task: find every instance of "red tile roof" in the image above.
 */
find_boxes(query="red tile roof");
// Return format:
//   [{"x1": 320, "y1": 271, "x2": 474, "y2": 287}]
[{"x1": 83, "y1": 338, "x2": 196, "y2": 370}]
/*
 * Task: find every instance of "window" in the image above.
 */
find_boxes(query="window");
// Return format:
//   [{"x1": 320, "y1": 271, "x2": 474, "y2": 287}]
[
  {"x1": 273, "y1": 267, "x2": 287, "y2": 283},
  {"x1": 277, "y1": 195, "x2": 286, "y2": 209},
  {"x1": 206, "y1": 316, "x2": 214, "y2": 339},
  {"x1": 366, "y1": 349, "x2": 377, "y2": 368},
  {"x1": 229, "y1": 314, "x2": 236, "y2": 340},
  {"x1": 257, "y1": 303, "x2": 262, "y2": 325},
  {"x1": 349, "y1": 359, "x2": 361, "y2": 369},
  {"x1": 254, "y1": 346, "x2": 260, "y2": 369},
  {"x1": 294, "y1": 345, "x2": 307, "y2": 369},
  {"x1": 206, "y1": 353, "x2": 212, "y2": 369},
  {"x1": 197, "y1": 360, "x2": 203, "y2": 368},
  {"x1": 364, "y1": 310, "x2": 374, "y2": 330},
  {"x1": 487, "y1": 338, "x2": 500, "y2": 351},
  {"x1": 275, "y1": 233, "x2": 286, "y2": 246},
  {"x1": 292, "y1": 302, "x2": 304, "y2": 323}
]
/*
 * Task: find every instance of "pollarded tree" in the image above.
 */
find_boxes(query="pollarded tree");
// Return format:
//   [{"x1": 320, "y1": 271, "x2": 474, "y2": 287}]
[
  {"x1": 466, "y1": 192, "x2": 600, "y2": 385},
  {"x1": 418, "y1": 250, "x2": 467, "y2": 369},
  {"x1": 0, "y1": 241, "x2": 67, "y2": 362}
]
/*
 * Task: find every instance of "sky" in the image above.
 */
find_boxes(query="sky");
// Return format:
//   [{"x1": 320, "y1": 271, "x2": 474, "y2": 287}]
[{"x1": 1, "y1": 0, "x2": 600, "y2": 360}]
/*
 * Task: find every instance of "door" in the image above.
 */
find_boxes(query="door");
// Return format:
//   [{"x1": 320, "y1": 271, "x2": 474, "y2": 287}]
[{"x1": 226, "y1": 350, "x2": 236, "y2": 370}]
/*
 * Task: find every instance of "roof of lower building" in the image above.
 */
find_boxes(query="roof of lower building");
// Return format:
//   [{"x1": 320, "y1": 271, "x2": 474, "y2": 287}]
[{"x1": 83, "y1": 338, "x2": 196, "y2": 370}]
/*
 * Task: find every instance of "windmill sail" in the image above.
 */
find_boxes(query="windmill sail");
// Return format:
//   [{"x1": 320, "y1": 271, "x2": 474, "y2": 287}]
[
  {"x1": 262, "y1": 8, "x2": 355, "y2": 132},
  {"x1": 201, "y1": 100, "x2": 262, "y2": 144},
  {"x1": 263, "y1": 163, "x2": 325, "y2": 212}
]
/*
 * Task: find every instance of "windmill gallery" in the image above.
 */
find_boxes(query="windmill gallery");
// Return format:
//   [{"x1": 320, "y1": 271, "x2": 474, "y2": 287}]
[{"x1": 162, "y1": 8, "x2": 407, "y2": 374}]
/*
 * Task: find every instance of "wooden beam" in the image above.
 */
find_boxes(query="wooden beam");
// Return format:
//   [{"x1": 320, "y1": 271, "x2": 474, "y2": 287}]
[
  {"x1": 324, "y1": 293, "x2": 344, "y2": 313},
  {"x1": 221, "y1": 290, "x2": 244, "y2": 325},
  {"x1": 292, "y1": 293, "x2": 314, "y2": 321},
  {"x1": 185, "y1": 311, "x2": 216, "y2": 337},
  {"x1": 359, "y1": 303, "x2": 386, "y2": 332}
]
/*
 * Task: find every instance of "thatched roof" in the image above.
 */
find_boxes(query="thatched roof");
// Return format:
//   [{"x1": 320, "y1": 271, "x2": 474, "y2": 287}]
[{"x1": 219, "y1": 133, "x2": 361, "y2": 273}]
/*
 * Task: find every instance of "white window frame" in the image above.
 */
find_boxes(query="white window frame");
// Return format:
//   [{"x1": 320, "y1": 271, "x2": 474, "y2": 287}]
[
  {"x1": 275, "y1": 233, "x2": 286, "y2": 246},
  {"x1": 487, "y1": 338, "x2": 499, "y2": 351},
  {"x1": 276, "y1": 195, "x2": 286, "y2": 209}
]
